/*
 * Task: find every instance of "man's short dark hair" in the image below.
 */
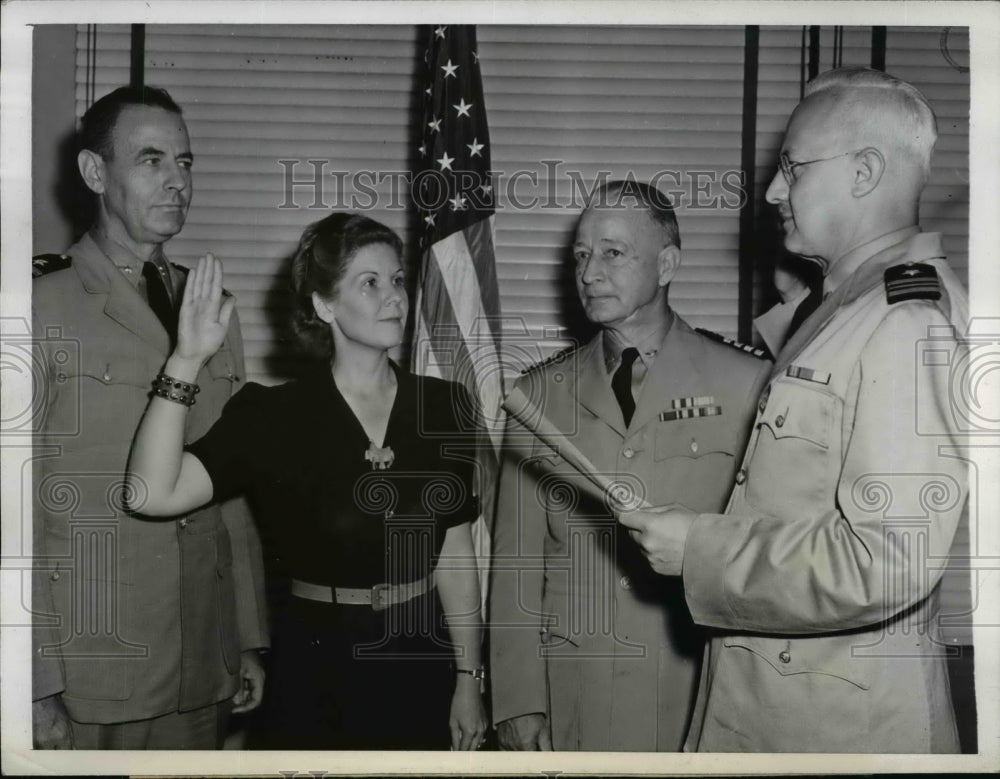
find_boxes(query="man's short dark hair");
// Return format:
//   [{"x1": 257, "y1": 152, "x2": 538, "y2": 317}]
[
  {"x1": 79, "y1": 86, "x2": 183, "y2": 159},
  {"x1": 587, "y1": 179, "x2": 681, "y2": 250}
]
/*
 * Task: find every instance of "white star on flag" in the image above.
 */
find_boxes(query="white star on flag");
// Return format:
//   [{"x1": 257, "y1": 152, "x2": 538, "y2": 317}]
[
  {"x1": 413, "y1": 26, "x2": 502, "y2": 608},
  {"x1": 428, "y1": 117, "x2": 442, "y2": 133}
]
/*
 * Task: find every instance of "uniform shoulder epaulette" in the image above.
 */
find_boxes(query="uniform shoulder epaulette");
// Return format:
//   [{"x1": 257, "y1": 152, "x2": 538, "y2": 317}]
[
  {"x1": 520, "y1": 346, "x2": 575, "y2": 376},
  {"x1": 32, "y1": 253, "x2": 72, "y2": 279},
  {"x1": 884, "y1": 262, "x2": 941, "y2": 304},
  {"x1": 695, "y1": 327, "x2": 768, "y2": 359}
]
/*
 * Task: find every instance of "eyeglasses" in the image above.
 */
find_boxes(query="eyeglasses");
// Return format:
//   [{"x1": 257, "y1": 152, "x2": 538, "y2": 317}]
[{"x1": 778, "y1": 149, "x2": 865, "y2": 184}]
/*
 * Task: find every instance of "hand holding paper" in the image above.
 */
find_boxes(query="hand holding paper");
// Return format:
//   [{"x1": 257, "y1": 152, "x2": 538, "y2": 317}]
[{"x1": 616, "y1": 503, "x2": 697, "y2": 577}]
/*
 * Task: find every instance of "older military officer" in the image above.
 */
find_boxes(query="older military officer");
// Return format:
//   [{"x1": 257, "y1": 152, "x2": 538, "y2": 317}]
[
  {"x1": 31, "y1": 86, "x2": 268, "y2": 749},
  {"x1": 621, "y1": 68, "x2": 969, "y2": 752},
  {"x1": 490, "y1": 181, "x2": 771, "y2": 751}
]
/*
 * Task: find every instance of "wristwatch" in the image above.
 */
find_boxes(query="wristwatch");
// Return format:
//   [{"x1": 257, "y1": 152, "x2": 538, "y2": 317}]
[{"x1": 455, "y1": 666, "x2": 487, "y2": 681}]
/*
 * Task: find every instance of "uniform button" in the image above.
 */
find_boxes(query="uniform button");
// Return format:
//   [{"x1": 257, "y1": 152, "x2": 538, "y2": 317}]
[
  {"x1": 735, "y1": 468, "x2": 747, "y2": 485},
  {"x1": 102, "y1": 372, "x2": 112, "y2": 382},
  {"x1": 690, "y1": 439, "x2": 699, "y2": 453},
  {"x1": 758, "y1": 396, "x2": 768, "y2": 413},
  {"x1": 619, "y1": 576, "x2": 632, "y2": 590},
  {"x1": 622, "y1": 447, "x2": 635, "y2": 459},
  {"x1": 775, "y1": 414, "x2": 785, "y2": 428},
  {"x1": 778, "y1": 650, "x2": 791, "y2": 664},
  {"x1": 50, "y1": 571, "x2": 60, "y2": 582},
  {"x1": 310, "y1": 638, "x2": 321, "y2": 648},
  {"x1": 179, "y1": 518, "x2": 188, "y2": 528}
]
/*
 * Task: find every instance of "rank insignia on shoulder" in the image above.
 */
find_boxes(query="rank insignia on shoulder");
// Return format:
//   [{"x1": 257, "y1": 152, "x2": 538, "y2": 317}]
[
  {"x1": 520, "y1": 346, "x2": 574, "y2": 375},
  {"x1": 696, "y1": 328, "x2": 768, "y2": 359},
  {"x1": 884, "y1": 262, "x2": 941, "y2": 304},
  {"x1": 32, "y1": 253, "x2": 72, "y2": 279}
]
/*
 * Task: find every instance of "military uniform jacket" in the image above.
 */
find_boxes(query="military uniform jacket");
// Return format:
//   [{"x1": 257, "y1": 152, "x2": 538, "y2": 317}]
[
  {"x1": 490, "y1": 315, "x2": 771, "y2": 751},
  {"x1": 682, "y1": 231, "x2": 969, "y2": 753},
  {"x1": 31, "y1": 233, "x2": 268, "y2": 724}
]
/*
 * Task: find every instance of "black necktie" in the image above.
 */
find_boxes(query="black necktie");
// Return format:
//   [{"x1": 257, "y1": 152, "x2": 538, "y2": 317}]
[
  {"x1": 142, "y1": 261, "x2": 176, "y2": 346},
  {"x1": 611, "y1": 347, "x2": 640, "y2": 427}
]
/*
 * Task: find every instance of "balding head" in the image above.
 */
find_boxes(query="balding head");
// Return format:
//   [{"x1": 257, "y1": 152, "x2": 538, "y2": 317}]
[{"x1": 804, "y1": 67, "x2": 937, "y2": 189}]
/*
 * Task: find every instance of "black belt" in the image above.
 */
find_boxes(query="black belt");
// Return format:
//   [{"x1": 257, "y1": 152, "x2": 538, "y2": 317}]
[{"x1": 290, "y1": 575, "x2": 434, "y2": 611}]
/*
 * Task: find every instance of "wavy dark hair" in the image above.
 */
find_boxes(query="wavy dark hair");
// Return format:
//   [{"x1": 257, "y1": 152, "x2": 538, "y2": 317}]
[{"x1": 290, "y1": 212, "x2": 404, "y2": 356}]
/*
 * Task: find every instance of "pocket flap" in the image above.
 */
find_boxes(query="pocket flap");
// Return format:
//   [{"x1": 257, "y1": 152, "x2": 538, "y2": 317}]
[
  {"x1": 654, "y1": 416, "x2": 736, "y2": 462},
  {"x1": 206, "y1": 349, "x2": 239, "y2": 382},
  {"x1": 758, "y1": 380, "x2": 835, "y2": 450},
  {"x1": 722, "y1": 634, "x2": 872, "y2": 690}
]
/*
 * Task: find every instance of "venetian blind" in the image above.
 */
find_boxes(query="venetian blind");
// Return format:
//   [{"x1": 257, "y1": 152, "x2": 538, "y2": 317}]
[
  {"x1": 475, "y1": 25, "x2": 747, "y2": 367},
  {"x1": 76, "y1": 24, "x2": 747, "y2": 385}
]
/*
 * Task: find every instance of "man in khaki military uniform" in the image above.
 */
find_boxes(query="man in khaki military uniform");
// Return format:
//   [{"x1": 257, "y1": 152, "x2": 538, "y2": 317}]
[
  {"x1": 622, "y1": 68, "x2": 969, "y2": 752},
  {"x1": 32, "y1": 86, "x2": 268, "y2": 749},
  {"x1": 490, "y1": 181, "x2": 771, "y2": 751}
]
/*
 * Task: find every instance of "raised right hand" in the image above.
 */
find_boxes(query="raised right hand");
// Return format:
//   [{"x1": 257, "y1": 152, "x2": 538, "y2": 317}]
[
  {"x1": 497, "y1": 712, "x2": 552, "y2": 751},
  {"x1": 33, "y1": 694, "x2": 73, "y2": 749},
  {"x1": 175, "y1": 253, "x2": 236, "y2": 366}
]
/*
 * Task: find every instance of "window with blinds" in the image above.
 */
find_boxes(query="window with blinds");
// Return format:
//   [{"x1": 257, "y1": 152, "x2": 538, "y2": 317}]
[{"x1": 76, "y1": 24, "x2": 748, "y2": 385}]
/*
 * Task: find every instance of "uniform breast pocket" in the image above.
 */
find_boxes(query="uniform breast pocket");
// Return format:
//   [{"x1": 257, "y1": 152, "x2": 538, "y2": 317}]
[
  {"x1": 653, "y1": 418, "x2": 738, "y2": 510},
  {"x1": 757, "y1": 380, "x2": 835, "y2": 451},
  {"x1": 71, "y1": 357, "x2": 160, "y2": 446},
  {"x1": 745, "y1": 380, "x2": 841, "y2": 511}
]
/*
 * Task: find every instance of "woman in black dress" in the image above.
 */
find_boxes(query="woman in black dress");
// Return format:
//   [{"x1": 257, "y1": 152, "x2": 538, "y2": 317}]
[{"x1": 127, "y1": 213, "x2": 487, "y2": 750}]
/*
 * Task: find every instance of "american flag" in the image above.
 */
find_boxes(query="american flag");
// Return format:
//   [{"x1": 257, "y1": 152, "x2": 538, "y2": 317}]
[{"x1": 411, "y1": 25, "x2": 504, "y2": 590}]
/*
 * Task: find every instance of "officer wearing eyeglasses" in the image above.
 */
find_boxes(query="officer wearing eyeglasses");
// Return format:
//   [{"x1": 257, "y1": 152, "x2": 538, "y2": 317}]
[{"x1": 619, "y1": 67, "x2": 969, "y2": 752}]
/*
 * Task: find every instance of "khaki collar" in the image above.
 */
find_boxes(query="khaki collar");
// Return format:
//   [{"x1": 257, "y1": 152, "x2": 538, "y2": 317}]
[{"x1": 823, "y1": 226, "x2": 920, "y2": 295}]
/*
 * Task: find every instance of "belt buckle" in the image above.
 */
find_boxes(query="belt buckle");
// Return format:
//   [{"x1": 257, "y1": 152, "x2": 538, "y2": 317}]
[{"x1": 370, "y1": 582, "x2": 391, "y2": 611}]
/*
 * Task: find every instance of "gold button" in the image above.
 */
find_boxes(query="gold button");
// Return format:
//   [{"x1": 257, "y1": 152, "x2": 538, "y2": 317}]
[
  {"x1": 619, "y1": 576, "x2": 632, "y2": 590},
  {"x1": 735, "y1": 469, "x2": 747, "y2": 485},
  {"x1": 103, "y1": 372, "x2": 112, "y2": 381},
  {"x1": 690, "y1": 439, "x2": 699, "y2": 453},
  {"x1": 778, "y1": 650, "x2": 791, "y2": 664},
  {"x1": 50, "y1": 571, "x2": 60, "y2": 581},
  {"x1": 758, "y1": 396, "x2": 768, "y2": 413},
  {"x1": 622, "y1": 447, "x2": 635, "y2": 459},
  {"x1": 179, "y1": 518, "x2": 188, "y2": 528},
  {"x1": 775, "y1": 414, "x2": 785, "y2": 427}
]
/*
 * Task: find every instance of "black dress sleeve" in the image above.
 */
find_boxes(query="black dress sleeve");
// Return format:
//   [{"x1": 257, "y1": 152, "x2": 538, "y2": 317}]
[{"x1": 186, "y1": 382, "x2": 269, "y2": 502}]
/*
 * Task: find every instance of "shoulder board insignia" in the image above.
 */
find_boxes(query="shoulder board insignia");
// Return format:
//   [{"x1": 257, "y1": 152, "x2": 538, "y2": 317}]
[
  {"x1": 32, "y1": 253, "x2": 72, "y2": 279},
  {"x1": 520, "y1": 346, "x2": 574, "y2": 375},
  {"x1": 695, "y1": 328, "x2": 768, "y2": 359},
  {"x1": 884, "y1": 262, "x2": 941, "y2": 304}
]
